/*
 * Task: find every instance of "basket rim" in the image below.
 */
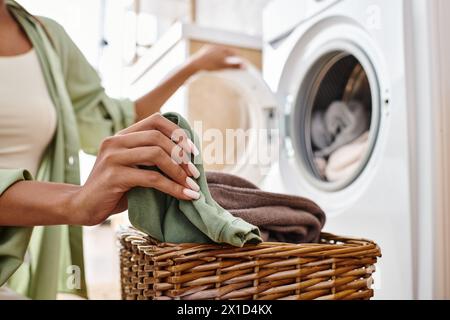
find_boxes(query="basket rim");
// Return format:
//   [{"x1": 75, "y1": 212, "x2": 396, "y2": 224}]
[{"x1": 118, "y1": 227, "x2": 382, "y2": 261}]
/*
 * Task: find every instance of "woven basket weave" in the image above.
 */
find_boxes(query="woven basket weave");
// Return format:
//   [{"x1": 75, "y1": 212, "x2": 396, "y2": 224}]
[{"x1": 118, "y1": 228, "x2": 381, "y2": 300}]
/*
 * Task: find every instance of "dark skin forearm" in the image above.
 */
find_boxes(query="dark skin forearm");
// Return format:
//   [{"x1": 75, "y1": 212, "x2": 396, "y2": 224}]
[
  {"x1": 133, "y1": 46, "x2": 242, "y2": 121},
  {"x1": 134, "y1": 62, "x2": 199, "y2": 121},
  {"x1": 0, "y1": 181, "x2": 82, "y2": 226}
]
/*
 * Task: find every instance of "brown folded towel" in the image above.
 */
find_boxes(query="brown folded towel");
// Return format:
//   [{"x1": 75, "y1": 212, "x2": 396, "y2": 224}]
[{"x1": 206, "y1": 172, "x2": 326, "y2": 243}]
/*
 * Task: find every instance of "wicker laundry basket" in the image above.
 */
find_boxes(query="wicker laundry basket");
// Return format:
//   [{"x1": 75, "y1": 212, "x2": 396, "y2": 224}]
[{"x1": 118, "y1": 228, "x2": 381, "y2": 300}]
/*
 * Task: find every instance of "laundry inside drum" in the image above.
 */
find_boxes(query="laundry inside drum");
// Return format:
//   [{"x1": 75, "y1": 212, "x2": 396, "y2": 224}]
[
  {"x1": 187, "y1": 74, "x2": 250, "y2": 173},
  {"x1": 296, "y1": 52, "x2": 379, "y2": 190}
]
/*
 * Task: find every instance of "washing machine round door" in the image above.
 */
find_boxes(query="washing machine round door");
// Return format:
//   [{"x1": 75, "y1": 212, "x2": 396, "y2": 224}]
[
  {"x1": 186, "y1": 62, "x2": 279, "y2": 185},
  {"x1": 283, "y1": 39, "x2": 382, "y2": 194}
]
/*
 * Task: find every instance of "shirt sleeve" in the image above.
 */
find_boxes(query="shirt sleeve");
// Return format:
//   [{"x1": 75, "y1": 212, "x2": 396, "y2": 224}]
[
  {"x1": 0, "y1": 169, "x2": 34, "y2": 287},
  {"x1": 0, "y1": 169, "x2": 33, "y2": 196},
  {"x1": 40, "y1": 18, "x2": 136, "y2": 155}
]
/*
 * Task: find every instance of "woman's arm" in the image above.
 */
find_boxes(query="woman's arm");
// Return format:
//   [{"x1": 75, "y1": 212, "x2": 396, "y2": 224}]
[
  {"x1": 0, "y1": 181, "x2": 81, "y2": 226},
  {"x1": 0, "y1": 114, "x2": 201, "y2": 227},
  {"x1": 134, "y1": 45, "x2": 242, "y2": 121},
  {"x1": 134, "y1": 61, "x2": 197, "y2": 120}
]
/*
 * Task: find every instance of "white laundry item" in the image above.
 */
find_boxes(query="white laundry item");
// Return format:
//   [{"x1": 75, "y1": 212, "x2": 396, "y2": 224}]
[
  {"x1": 314, "y1": 100, "x2": 370, "y2": 158},
  {"x1": 325, "y1": 132, "x2": 370, "y2": 182},
  {"x1": 314, "y1": 157, "x2": 327, "y2": 179},
  {"x1": 311, "y1": 111, "x2": 333, "y2": 150},
  {"x1": 0, "y1": 49, "x2": 57, "y2": 177}
]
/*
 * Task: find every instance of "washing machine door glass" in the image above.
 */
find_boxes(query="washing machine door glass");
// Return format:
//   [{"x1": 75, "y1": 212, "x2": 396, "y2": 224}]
[
  {"x1": 292, "y1": 50, "x2": 380, "y2": 191},
  {"x1": 186, "y1": 63, "x2": 279, "y2": 184}
]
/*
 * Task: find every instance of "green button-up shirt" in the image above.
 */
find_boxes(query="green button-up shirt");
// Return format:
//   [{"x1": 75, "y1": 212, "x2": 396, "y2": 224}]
[{"x1": 0, "y1": 1, "x2": 135, "y2": 299}]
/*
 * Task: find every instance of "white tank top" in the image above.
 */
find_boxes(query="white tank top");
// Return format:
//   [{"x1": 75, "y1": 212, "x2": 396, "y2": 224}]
[{"x1": 0, "y1": 49, "x2": 57, "y2": 177}]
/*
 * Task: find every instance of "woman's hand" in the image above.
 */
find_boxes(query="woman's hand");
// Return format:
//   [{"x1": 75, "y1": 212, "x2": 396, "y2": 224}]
[
  {"x1": 189, "y1": 45, "x2": 243, "y2": 72},
  {"x1": 71, "y1": 113, "x2": 201, "y2": 226},
  {"x1": 0, "y1": 114, "x2": 202, "y2": 227}
]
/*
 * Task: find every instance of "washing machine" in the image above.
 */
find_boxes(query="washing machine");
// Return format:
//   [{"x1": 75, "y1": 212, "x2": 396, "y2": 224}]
[{"x1": 262, "y1": 0, "x2": 450, "y2": 299}]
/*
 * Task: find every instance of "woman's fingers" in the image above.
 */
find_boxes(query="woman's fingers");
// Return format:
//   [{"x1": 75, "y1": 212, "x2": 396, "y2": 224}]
[
  {"x1": 117, "y1": 113, "x2": 193, "y2": 154},
  {"x1": 112, "y1": 130, "x2": 191, "y2": 165},
  {"x1": 115, "y1": 147, "x2": 199, "y2": 190},
  {"x1": 123, "y1": 167, "x2": 200, "y2": 201},
  {"x1": 223, "y1": 56, "x2": 244, "y2": 69},
  {"x1": 109, "y1": 130, "x2": 199, "y2": 178}
]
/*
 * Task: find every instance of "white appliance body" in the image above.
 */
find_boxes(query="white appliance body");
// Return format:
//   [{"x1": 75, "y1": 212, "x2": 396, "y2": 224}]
[{"x1": 263, "y1": 0, "x2": 450, "y2": 299}]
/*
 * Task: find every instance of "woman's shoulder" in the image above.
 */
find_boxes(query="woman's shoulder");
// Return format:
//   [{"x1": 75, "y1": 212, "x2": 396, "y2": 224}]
[
  {"x1": 37, "y1": 17, "x2": 69, "y2": 47},
  {"x1": 37, "y1": 17, "x2": 66, "y2": 37},
  {"x1": 35, "y1": 16, "x2": 73, "y2": 61}
]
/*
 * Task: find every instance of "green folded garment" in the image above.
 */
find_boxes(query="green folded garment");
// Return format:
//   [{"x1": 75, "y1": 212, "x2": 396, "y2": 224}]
[{"x1": 127, "y1": 112, "x2": 262, "y2": 247}]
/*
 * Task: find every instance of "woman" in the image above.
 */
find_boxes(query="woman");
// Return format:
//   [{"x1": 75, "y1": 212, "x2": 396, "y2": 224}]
[{"x1": 0, "y1": 0, "x2": 242, "y2": 299}]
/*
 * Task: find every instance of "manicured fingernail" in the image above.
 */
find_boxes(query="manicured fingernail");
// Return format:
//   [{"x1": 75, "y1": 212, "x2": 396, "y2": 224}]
[
  {"x1": 173, "y1": 134, "x2": 192, "y2": 155},
  {"x1": 183, "y1": 188, "x2": 200, "y2": 200},
  {"x1": 172, "y1": 145, "x2": 190, "y2": 164},
  {"x1": 186, "y1": 177, "x2": 200, "y2": 192},
  {"x1": 188, "y1": 162, "x2": 201, "y2": 179},
  {"x1": 188, "y1": 139, "x2": 200, "y2": 156}
]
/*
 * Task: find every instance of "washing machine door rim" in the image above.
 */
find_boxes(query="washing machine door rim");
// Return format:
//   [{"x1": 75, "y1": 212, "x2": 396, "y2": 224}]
[
  {"x1": 284, "y1": 39, "x2": 382, "y2": 192},
  {"x1": 195, "y1": 62, "x2": 280, "y2": 111},
  {"x1": 189, "y1": 62, "x2": 281, "y2": 185}
]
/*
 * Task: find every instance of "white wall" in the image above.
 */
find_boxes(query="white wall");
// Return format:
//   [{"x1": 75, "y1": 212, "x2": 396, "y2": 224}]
[
  {"x1": 195, "y1": 0, "x2": 272, "y2": 36},
  {"x1": 18, "y1": 0, "x2": 103, "y2": 68}
]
